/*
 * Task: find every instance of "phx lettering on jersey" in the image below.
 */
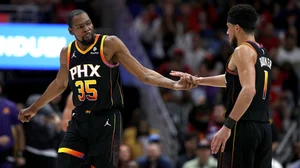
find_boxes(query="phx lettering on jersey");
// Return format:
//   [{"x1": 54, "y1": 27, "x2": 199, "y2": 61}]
[{"x1": 69, "y1": 64, "x2": 101, "y2": 80}]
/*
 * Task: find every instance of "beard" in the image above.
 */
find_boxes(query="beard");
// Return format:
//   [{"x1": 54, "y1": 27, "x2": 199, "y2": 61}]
[
  {"x1": 76, "y1": 34, "x2": 95, "y2": 46},
  {"x1": 230, "y1": 34, "x2": 238, "y2": 48}
]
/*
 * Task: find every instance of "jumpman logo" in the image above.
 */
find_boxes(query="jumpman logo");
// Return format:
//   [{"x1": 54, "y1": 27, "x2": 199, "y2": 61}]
[
  {"x1": 71, "y1": 51, "x2": 76, "y2": 58},
  {"x1": 104, "y1": 119, "x2": 111, "y2": 127}
]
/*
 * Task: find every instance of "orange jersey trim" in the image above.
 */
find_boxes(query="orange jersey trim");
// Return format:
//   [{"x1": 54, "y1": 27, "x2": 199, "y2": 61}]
[
  {"x1": 117, "y1": 72, "x2": 124, "y2": 105},
  {"x1": 100, "y1": 35, "x2": 119, "y2": 68},
  {"x1": 67, "y1": 42, "x2": 72, "y2": 69},
  {"x1": 241, "y1": 41, "x2": 257, "y2": 55},
  {"x1": 58, "y1": 147, "x2": 85, "y2": 159}
]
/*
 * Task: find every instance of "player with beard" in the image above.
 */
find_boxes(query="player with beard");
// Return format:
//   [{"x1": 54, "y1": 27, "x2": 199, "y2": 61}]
[
  {"x1": 170, "y1": 4, "x2": 272, "y2": 168},
  {"x1": 18, "y1": 9, "x2": 197, "y2": 168}
]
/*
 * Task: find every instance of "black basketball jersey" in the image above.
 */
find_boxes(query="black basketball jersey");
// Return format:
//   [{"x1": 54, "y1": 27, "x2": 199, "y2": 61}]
[
  {"x1": 224, "y1": 41, "x2": 272, "y2": 122},
  {"x1": 67, "y1": 34, "x2": 124, "y2": 112}
]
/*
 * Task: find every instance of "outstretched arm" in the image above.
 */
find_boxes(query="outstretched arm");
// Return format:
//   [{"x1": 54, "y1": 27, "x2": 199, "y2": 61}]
[
  {"x1": 170, "y1": 71, "x2": 226, "y2": 88},
  {"x1": 103, "y1": 36, "x2": 196, "y2": 90},
  {"x1": 198, "y1": 74, "x2": 226, "y2": 87}
]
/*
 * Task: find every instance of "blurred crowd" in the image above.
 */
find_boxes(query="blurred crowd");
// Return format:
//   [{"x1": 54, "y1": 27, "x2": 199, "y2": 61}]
[
  {"x1": 129, "y1": 0, "x2": 300, "y2": 167},
  {"x1": 0, "y1": 0, "x2": 102, "y2": 27},
  {"x1": 1, "y1": 0, "x2": 300, "y2": 168}
]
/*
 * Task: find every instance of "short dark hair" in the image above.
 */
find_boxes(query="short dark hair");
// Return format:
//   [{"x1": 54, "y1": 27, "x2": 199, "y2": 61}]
[
  {"x1": 228, "y1": 4, "x2": 258, "y2": 33},
  {"x1": 67, "y1": 9, "x2": 87, "y2": 28}
]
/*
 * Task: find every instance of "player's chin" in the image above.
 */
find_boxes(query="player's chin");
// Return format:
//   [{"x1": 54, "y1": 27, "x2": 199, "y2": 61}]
[
  {"x1": 83, "y1": 36, "x2": 91, "y2": 41},
  {"x1": 83, "y1": 33, "x2": 92, "y2": 39}
]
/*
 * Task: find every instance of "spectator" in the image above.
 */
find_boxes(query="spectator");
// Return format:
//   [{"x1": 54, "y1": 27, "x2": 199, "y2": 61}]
[
  {"x1": 136, "y1": 135, "x2": 173, "y2": 168},
  {"x1": 133, "y1": 4, "x2": 158, "y2": 57},
  {"x1": 259, "y1": 23, "x2": 280, "y2": 52},
  {"x1": 123, "y1": 120, "x2": 159, "y2": 159},
  {"x1": 176, "y1": 133, "x2": 198, "y2": 168},
  {"x1": 0, "y1": 82, "x2": 25, "y2": 168},
  {"x1": 187, "y1": 104, "x2": 211, "y2": 140},
  {"x1": 183, "y1": 139, "x2": 217, "y2": 168},
  {"x1": 119, "y1": 144, "x2": 136, "y2": 168},
  {"x1": 152, "y1": 3, "x2": 177, "y2": 64},
  {"x1": 182, "y1": 34, "x2": 207, "y2": 74},
  {"x1": 276, "y1": 33, "x2": 300, "y2": 77}
]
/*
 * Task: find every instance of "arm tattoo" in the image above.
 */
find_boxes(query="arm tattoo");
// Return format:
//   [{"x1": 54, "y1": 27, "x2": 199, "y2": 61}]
[{"x1": 144, "y1": 77, "x2": 166, "y2": 88}]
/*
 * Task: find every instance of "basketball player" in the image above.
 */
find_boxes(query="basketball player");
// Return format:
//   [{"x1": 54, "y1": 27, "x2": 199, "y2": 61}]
[
  {"x1": 171, "y1": 4, "x2": 272, "y2": 168},
  {"x1": 18, "y1": 9, "x2": 197, "y2": 168}
]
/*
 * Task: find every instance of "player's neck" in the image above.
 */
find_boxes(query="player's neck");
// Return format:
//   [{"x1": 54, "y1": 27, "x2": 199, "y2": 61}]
[
  {"x1": 76, "y1": 42, "x2": 91, "y2": 51},
  {"x1": 237, "y1": 33, "x2": 256, "y2": 46},
  {"x1": 76, "y1": 35, "x2": 96, "y2": 50}
]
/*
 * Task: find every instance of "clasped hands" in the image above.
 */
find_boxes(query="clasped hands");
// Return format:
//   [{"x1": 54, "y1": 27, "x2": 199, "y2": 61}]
[{"x1": 170, "y1": 70, "x2": 201, "y2": 90}]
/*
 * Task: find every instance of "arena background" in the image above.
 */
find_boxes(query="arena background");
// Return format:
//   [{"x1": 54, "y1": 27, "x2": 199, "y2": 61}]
[{"x1": 0, "y1": 0, "x2": 300, "y2": 167}]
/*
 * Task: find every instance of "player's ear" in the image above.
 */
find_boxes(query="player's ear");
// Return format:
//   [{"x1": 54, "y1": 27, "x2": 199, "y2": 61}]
[
  {"x1": 235, "y1": 25, "x2": 239, "y2": 31},
  {"x1": 68, "y1": 27, "x2": 74, "y2": 35}
]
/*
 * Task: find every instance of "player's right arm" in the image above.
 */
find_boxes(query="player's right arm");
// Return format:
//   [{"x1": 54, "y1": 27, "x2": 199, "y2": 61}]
[
  {"x1": 170, "y1": 71, "x2": 226, "y2": 88},
  {"x1": 18, "y1": 47, "x2": 69, "y2": 123}
]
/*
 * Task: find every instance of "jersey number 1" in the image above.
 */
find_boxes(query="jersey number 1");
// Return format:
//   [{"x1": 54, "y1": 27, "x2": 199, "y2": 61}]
[
  {"x1": 263, "y1": 70, "x2": 268, "y2": 100},
  {"x1": 75, "y1": 80, "x2": 98, "y2": 101}
]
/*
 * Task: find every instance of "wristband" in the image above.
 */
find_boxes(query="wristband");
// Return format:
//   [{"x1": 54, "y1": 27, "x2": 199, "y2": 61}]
[{"x1": 224, "y1": 117, "x2": 237, "y2": 129}]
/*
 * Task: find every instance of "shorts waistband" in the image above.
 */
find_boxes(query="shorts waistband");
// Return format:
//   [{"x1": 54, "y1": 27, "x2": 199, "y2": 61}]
[{"x1": 73, "y1": 107, "x2": 120, "y2": 116}]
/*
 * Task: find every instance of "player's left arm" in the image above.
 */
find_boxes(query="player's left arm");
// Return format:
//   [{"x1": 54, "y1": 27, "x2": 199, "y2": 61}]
[{"x1": 229, "y1": 45, "x2": 257, "y2": 121}]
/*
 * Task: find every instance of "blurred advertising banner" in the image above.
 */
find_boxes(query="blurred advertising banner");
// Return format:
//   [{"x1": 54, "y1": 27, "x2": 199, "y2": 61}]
[{"x1": 0, "y1": 23, "x2": 73, "y2": 70}]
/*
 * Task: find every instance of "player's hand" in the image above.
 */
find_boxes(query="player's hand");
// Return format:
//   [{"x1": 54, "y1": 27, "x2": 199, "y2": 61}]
[
  {"x1": 0, "y1": 135, "x2": 10, "y2": 146},
  {"x1": 173, "y1": 74, "x2": 198, "y2": 90},
  {"x1": 211, "y1": 126, "x2": 231, "y2": 154},
  {"x1": 18, "y1": 107, "x2": 38, "y2": 123},
  {"x1": 170, "y1": 71, "x2": 200, "y2": 86}
]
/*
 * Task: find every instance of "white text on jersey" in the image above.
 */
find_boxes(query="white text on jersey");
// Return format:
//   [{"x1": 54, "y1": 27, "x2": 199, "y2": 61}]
[
  {"x1": 70, "y1": 64, "x2": 101, "y2": 80},
  {"x1": 259, "y1": 57, "x2": 272, "y2": 69}
]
